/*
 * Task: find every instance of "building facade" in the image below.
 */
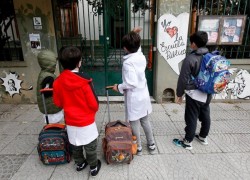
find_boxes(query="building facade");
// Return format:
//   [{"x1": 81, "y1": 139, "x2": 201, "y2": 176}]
[{"x1": 0, "y1": 0, "x2": 249, "y2": 103}]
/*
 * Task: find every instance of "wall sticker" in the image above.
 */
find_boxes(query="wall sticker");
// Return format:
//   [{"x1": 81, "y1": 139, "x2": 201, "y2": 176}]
[
  {"x1": 1, "y1": 71, "x2": 22, "y2": 97},
  {"x1": 0, "y1": 71, "x2": 33, "y2": 97}
]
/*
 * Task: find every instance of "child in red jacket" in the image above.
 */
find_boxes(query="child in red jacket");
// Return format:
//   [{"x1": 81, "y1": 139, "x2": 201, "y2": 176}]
[{"x1": 53, "y1": 46, "x2": 101, "y2": 177}]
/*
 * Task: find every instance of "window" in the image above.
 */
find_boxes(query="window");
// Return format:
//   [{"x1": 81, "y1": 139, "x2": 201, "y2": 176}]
[{"x1": 0, "y1": 0, "x2": 23, "y2": 61}]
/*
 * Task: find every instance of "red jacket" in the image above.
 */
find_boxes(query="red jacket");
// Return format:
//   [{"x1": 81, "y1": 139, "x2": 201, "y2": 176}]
[{"x1": 53, "y1": 70, "x2": 99, "y2": 127}]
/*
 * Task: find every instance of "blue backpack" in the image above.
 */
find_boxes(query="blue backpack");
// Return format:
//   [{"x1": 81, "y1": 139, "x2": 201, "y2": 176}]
[{"x1": 193, "y1": 51, "x2": 231, "y2": 94}]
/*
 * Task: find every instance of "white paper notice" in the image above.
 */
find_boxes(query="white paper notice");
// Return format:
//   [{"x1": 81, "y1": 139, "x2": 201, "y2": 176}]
[{"x1": 29, "y1": 34, "x2": 41, "y2": 49}]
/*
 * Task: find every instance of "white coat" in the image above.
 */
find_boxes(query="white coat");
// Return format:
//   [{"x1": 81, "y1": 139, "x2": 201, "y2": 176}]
[{"x1": 118, "y1": 48, "x2": 152, "y2": 121}]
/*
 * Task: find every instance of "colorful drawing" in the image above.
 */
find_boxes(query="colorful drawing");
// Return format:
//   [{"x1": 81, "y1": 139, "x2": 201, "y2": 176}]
[
  {"x1": 198, "y1": 16, "x2": 220, "y2": 44},
  {"x1": 214, "y1": 69, "x2": 250, "y2": 99},
  {"x1": 220, "y1": 16, "x2": 246, "y2": 45}
]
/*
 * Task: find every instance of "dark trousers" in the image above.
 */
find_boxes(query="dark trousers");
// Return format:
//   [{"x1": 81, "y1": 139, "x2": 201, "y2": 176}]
[
  {"x1": 184, "y1": 94, "x2": 212, "y2": 142},
  {"x1": 71, "y1": 139, "x2": 98, "y2": 166}
]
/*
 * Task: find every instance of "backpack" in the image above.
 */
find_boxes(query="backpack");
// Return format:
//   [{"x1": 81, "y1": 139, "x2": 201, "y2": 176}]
[
  {"x1": 193, "y1": 51, "x2": 231, "y2": 94},
  {"x1": 37, "y1": 124, "x2": 71, "y2": 165},
  {"x1": 102, "y1": 120, "x2": 133, "y2": 164}
]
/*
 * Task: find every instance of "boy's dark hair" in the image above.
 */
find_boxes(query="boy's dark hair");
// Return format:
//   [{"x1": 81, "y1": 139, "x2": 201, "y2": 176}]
[
  {"x1": 59, "y1": 46, "x2": 82, "y2": 70},
  {"x1": 57, "y1": 46, "x2": 67, "y2": 61},
  {"x1": 190, "y1": 31, "x2": 208, "y2": 48},
  {"x1": 122, "y1": 31, "x2": 140, "y2": 53}
]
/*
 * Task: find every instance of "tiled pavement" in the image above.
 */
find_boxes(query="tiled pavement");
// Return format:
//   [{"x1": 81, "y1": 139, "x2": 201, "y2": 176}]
[{"x1": 0, "y1": 102, "x2": 250, "y2": 180}]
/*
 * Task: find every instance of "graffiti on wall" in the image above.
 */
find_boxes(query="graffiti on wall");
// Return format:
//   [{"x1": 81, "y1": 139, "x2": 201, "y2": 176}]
[
  {"x1": 0, "y1": 71, "x2": 33, "y2": 97},
  {"x1": 157, "y1": 13, "x2": 190, "y2": 75},
  {"x1": 214, "y1": 69, "x2": 250, "y2": 99}
]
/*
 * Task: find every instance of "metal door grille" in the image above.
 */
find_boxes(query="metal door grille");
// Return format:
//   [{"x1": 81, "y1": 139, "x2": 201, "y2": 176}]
[
  {"x1": 52, "y1": 0, "x2": 155, "y2": 95},
  {"x1": 191, "y1": 0, "x2": 250, "y2": 59}
]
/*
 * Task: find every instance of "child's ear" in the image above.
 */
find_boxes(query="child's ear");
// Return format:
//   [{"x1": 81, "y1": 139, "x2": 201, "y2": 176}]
[
  {"x1": 77, "y1": 61, "x2": 82, "y2": 68},
  {"x1": 190, "y1": 42, "x2": 198, "y2": 50},
  {"x1": 124, "y1": 47, "x2": 129, "y2": 53}
]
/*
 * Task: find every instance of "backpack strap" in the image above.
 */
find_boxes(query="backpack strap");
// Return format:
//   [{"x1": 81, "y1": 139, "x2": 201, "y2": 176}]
[{"x1": 211, "y1": 50, "x2": 220, "y2": 55}]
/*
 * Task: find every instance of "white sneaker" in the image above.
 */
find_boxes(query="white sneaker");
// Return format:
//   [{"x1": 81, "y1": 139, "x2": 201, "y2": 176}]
[
  {"x1": 137, "y1": 147, "x2": 142, "y2": 156},
  {"x1": 195, "y1": 135, "x2": 208, "y2": 145},
  {"x1": 148, "y1": 143, "x2": 157, "y2": 155}
]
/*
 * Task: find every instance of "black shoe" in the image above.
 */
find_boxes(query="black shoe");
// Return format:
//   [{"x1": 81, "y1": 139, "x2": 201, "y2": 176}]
[
  {"x1": 76, "y1": 161, "x2": 88, "y2": 171},
  {"x1": 90, "y1": 159, "x2": 101, "y2": 177}
]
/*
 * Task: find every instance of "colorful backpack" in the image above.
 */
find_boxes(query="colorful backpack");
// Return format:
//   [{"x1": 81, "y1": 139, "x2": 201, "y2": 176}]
[
  {"x1": 193, "y1": 51, "x2": 231, "y2": 94},
  {"x1": 37, "y1": 123, "x2": 71, "y2": 165}
]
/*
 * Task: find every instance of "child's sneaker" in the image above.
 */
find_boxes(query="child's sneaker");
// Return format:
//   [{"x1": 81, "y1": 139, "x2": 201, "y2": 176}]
[
  {"x1": 195, "y1": 135, "x2": 208, "y2": 145},
  {"x1": 90, "y1": 159, "x2": 101, "y2": 177},
  {"x1": 148, "y1": 143, "x2": 156, "y2": 155},
  {"x1": 76, "y1": 160, "x2": 88, "y2": 171},
  {"x1": 173, "y1": 138, "x2": 193, "y2": 150},
  {"x1": 137, "y1": 148, "x2": 142, "y2": 156}
]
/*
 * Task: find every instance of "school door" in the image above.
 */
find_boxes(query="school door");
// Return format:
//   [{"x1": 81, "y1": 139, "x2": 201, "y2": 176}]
[{"x1": 52, "y1": 0, "x2": 155, "y2": 95}]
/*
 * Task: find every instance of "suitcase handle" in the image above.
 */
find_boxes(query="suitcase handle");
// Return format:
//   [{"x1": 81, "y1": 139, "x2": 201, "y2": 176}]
[
  {"x1": 40, "y1": 88, "x2": 53, "y2": 124},
  {"x1": 105, "y1": 86, "x2": 128, "y2": 123},
  {"x1": 105, "y1": 86, "x2": 112, "y2": 122},
  {"x1": 106, "y1": 120, "x2": 129, "y2": 128},
  {"x1": 105, "y1": 86, "x2": 114, "y2": 90},
  {"x1": 40, "y1": 88, "x2": 53, "y2": 93}
]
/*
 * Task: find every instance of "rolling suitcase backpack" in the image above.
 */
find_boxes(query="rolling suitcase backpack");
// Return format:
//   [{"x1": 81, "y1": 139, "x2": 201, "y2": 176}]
[
  {"x1": 37, "y1": 88, "x2": 71, "y2": 165},
  {"x1": 102, "y1": 87, "x2": 134, "y2": 164}
]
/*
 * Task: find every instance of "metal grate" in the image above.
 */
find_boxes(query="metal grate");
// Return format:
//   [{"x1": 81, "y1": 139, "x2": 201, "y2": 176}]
[
  {"x1": 0, "y1": 0, "x2": 23, "y2": 61},
  {"x1": 190, "y1": 0, "x2": 250, "y2": 59},
  {"x1": 52, "y1": 0, "x2": 155, "y2": 95}
]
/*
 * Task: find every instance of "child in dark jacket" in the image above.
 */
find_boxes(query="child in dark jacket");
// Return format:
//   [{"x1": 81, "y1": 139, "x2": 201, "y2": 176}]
[
  {"x1": 173, "y1": 31, "x2": 212, "y2": 150},
  {"x1": 53, "y1": 46, "x2": 101, "y2": 177}
]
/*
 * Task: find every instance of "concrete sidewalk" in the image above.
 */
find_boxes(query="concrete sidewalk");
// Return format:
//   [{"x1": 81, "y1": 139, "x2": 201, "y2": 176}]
[{"x1": 1, "y1": 102, "x2": 250, "y2": 180}]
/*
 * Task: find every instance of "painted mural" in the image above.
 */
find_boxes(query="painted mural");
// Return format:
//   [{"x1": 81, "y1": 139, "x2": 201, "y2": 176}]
[
  {"x1": 157, "y1": 13, "x2": 190, "y2": 75},
  {"x1": 214, "y1": 68, "x2": 250, "y2": 99},
  {"x1": 1, "y1": 71, "x2": 22, "y2": 97}
]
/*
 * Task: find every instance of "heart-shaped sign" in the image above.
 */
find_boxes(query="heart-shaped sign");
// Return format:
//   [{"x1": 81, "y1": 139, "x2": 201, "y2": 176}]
[
  {"x1": 157, "y1": 13, "x2": 190, "y2": 75},
  {"x1": 165, "y1": 26, "x2": 178, "y2": 38}
]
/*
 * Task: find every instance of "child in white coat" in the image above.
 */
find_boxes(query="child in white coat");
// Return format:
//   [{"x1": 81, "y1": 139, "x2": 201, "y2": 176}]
[{"x1": 112, "y1": 28, "x2": 156, "y2": 155}]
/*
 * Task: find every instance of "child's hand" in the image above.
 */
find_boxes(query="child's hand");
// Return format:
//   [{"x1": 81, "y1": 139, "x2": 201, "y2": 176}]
[
  {"x1": 176, "y1": 96, "x2": 183, "y2": 105},
  {"x1": 132, "y1": 27, "x2": 142, "y2": 33},
  {"x1": 112, "y1": 84, "x2": 119, "y2": 92}
]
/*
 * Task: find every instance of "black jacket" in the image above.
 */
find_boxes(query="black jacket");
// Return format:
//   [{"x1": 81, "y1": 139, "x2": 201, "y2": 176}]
[{"x1": 176, "y1": 47, "x2": 209, "y2": 97}]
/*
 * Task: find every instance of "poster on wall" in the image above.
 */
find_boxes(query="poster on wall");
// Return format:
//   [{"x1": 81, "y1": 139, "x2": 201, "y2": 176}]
[
  {"x1": 198, "y1": 16, "x2": 220, "y2": 45},
  {"x1": 157, "y1": 13, "x2": 190, "y2": 75},
  {"x1": 219, "y1": 15, "x2": 246, "y2": 45},
  {"x1": 29, "y1": 33, "x2": 41, "y2": 49}
]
